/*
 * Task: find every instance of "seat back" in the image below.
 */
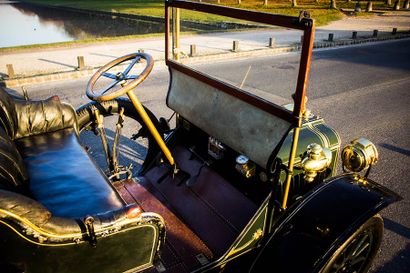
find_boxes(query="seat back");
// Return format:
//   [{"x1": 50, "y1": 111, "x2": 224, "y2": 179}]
[
  {"x1": 0, "y1": 88, "x2": 18, "y2": 137},
  {"x1": 0, "y1": 87, "x2": 78, "y2": 140},
  {"x1": 0, "y1": 127, "x2": 29, "y2": 192}
]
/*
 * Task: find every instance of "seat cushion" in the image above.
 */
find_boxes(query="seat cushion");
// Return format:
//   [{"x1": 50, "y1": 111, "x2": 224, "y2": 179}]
[{"x1": 16, "y1": 128, "x2": 124, "y2": 218}]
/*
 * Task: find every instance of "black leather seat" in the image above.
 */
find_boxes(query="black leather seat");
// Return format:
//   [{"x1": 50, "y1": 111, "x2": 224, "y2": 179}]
[
  {"x1": 0, "y1": 87, "x2": 164, "y2": 273},
  {"x1": 0, "y1": 89, "x2": 123, "y2": 217}
]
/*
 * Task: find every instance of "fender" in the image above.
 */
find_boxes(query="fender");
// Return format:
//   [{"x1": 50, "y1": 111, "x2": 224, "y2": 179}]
[{"x1": 249, "y1": 173, "x2": 402, "y2": 273}]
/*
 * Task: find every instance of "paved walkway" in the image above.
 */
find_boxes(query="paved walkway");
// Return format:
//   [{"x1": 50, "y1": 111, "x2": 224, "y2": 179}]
[{"x1": 1, "y1": 11, "x2": 409, "y2": 78}]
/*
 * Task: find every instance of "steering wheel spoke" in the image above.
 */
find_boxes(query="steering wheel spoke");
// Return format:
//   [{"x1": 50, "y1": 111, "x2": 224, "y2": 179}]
[
  {"x1": 102, "y1": 72, "x2": 117, "y2": 79},
  {"x1": 126, "y1": 75, "x2": 138, "y2": 80},
  {"x1": 100, "y1": 80, "x2": 121, "y2": 95},
  {"x1": 123, "y1": 56, "x2": 141, "y2": 76}
]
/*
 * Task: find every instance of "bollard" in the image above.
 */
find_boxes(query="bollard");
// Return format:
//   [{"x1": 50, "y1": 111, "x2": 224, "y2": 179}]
[
  {"x1": 77, "y1": 56, "x2": 85, "y2": 70},
  {"x1": 373, "y1": 29, "x2": 378, "y2": 37},
  {"x1": 355, "y1": 2, "x2": 362, "y2": 12},
  {"x1": 232, "y1": 40, "x2": 239, "y2": 52},
  {"x1": 366, "y1": 1, "x2": 373, "y2": 12},
  {"x1": 392, "y1": 28, "x2": 397, "y2": 35},
  {"x1": 190, "y1": 44, "x2": 197, "y2": 57},
  {"x1": 393, "y1": 0, "x2": 400, "y2": 10},
  {"x1": 404, "y1": 0, "x2": 409, "y2": 9},
  {"x1": 268, "y1": 37, "x2": 276, "y2": 48},
  {"x1": 138, "y1": 49, "x2": 145, "y2": 53},
  {"x1": 6, "y1": 64, "x2": 15, "y2": 78},
  {"x1": 352, "y1": 31, "x2": 358, "y2": 39},
  {"x1": 111, "y1": 9, "x2": 117, "y2": 19},
  {"x1": 328, "y1": 33, "x2": 334, "y2": 42}
]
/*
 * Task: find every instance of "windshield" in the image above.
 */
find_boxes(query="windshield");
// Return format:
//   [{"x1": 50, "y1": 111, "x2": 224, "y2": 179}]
[{"x1": 165, "y1": 0, "x2": 315, "y2": 125}]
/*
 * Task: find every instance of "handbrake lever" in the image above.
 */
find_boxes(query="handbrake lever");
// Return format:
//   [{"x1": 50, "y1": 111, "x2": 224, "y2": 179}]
[
  {"x1": 112, "y1": 107, "x2": 125, "y2": 174},
  {"x1": 94, "y1": 109, "x2": 113, "y2": 171}
]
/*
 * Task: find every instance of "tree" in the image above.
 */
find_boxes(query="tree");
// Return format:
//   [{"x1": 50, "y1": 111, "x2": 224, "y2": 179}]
[
  {"x1": 330, "y1": 0, "x2": 337, "y2": 8},
  {"x1": 292, "y1": 0, "x2": 297, "y2": 7}
]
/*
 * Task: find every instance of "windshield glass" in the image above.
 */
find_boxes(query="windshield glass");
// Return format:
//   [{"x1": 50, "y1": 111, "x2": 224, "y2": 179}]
[{"x1": 165, "y1": 0, "x2": 315, "y2": 123}]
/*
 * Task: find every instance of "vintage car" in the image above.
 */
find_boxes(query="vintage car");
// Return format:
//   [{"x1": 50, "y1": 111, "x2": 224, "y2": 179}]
[{"x1": 0, "y1": 1, "x2": 402, "y2": 273}]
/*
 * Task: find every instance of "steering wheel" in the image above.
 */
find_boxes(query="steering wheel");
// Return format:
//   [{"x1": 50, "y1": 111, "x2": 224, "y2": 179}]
[
  {"x1": 85, "y1": 51, "x2": 176, "y2": 168},
  {"x1": 86, "y1": 52, "x2": 153, "y2": 102}
]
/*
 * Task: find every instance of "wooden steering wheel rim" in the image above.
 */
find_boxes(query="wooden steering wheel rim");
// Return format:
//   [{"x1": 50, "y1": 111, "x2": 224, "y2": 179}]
[{"x1": 86, "y1": 52, "x2": 154, "y2": 102}]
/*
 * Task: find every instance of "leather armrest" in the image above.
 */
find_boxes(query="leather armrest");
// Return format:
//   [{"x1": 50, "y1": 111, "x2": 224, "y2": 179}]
[
  {"x1": 0, "y1": 189, "x2": 51, "y2": 227},
  {"x1": 40, "y1": 205, "x2": 140, "y2": 235},
  {"x1": 0, "y1": 191, "x2": 151, "y2": 239}
]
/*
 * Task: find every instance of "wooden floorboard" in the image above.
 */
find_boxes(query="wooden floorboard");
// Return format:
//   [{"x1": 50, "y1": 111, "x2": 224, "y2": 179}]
[{"x1": 114, "y1": 179, "x2": 213, "y2": 272}]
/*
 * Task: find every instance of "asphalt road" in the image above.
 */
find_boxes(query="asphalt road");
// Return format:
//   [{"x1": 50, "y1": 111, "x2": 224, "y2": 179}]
[{"x1": 18, "y1": 38, "x2": 410, "y2": 273}]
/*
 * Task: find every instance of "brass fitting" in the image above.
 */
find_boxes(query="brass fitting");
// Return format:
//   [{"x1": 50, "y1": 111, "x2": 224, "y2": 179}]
[{"x1": 301, "y1": 143, "x2": 332, "y2": 182}]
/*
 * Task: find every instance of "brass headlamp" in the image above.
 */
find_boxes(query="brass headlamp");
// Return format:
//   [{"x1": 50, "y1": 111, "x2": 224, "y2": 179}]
[{"x1": 341, "y1": 138, "x2": 378, "y2": 173}]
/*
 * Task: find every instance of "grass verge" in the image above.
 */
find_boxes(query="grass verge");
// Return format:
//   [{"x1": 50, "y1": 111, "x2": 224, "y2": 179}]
[{"x1": 21, "y1": 0, "x2": 345, "y2": 25}]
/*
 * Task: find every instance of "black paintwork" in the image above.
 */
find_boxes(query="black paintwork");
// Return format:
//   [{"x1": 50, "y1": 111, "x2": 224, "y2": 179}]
[{"x1": 249, "y1": 174, "x2": 402, "y2": 273}]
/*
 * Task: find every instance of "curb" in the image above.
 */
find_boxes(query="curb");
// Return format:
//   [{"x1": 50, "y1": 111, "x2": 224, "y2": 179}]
[
  {"x1": 2, "y1": 69, "x2": 96, "y2": 88},
  {"x1": 2, "y1": 33, "x2": 410, "y2": 88},
  {"x1": 312, "y1": 33, "x2": 410, "y2": 48}
]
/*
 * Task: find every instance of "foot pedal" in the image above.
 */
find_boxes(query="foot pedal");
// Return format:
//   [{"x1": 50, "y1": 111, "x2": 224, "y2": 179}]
[
  {"x1": 157, "y1": 167, "x2": 172, "y2": 184},
  {"x1": 196, "y1": 253, "x2": 210, "y2": 266},
  {"x1": 175, "y1": 169, "x2": 190, "y2": 186},
  {"x1": 156, "y1": 164, "x2": 190, "y2": 186},
  {"x1": 154, "y1": 260, "x2": 166, "y2": 273}
]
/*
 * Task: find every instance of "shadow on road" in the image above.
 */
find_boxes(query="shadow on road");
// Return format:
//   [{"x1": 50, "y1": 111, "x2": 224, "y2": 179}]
[
  {"x1": 384, "y1": 218, "x2": 410, "y2": 240},
  {"x1": 380, "y1": 143, "x2": 410, "y2": 157},
  {"x1": 38, "y1": 58, "x2": 77, "y2": 69},
  {"x1": 312, "y1": 38, "x2": 410, "y2": 72},
  {"x1": 372, "y1": 242, "x2": 410, "y2": 273}
]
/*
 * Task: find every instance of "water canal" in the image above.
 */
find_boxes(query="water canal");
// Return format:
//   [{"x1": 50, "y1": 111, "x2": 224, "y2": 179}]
[{"x1": 0, "y1": 1, "x2": 168, "y2": 48}]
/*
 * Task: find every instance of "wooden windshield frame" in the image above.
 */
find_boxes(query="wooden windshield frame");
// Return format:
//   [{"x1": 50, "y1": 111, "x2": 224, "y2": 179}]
[{"x1": 164, "y1": 0, "x2": 315, "y2": 126}]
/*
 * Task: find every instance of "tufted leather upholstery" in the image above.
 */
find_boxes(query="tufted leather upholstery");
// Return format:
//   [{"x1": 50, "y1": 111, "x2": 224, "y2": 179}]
[
  {"x1": 16, "y1": 128, "x2": 124, "y2": 218},
  {"x1": 14, "y1": 95, "x2": 77, "y2": 140},
  {"x1": 0, "y1": 87, "x2": 163, "y2": 273},
  {"x1": 0, "y1": 87, "x2": 124, "y2": 217},
  {"x1": 0, "y1": 92, "x2": 77, "y2": 141},
  {"x1": 0, "y1": 127, "x2": 28, "y2": 193},
  {"x1": 0, "y1": 189, "x2": 51, "y2": 227},
  {"x1": 0, "y1": 88, "x2": 17, "y2": 137}
]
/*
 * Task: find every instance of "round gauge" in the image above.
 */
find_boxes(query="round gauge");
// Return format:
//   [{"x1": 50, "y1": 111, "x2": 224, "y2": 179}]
[
  {"x1": 236, "y1": 155, "x2": 249, "y2": 165},
  {"x1": 259, "y1": 172, "x2": 268, "y2": 182}
]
